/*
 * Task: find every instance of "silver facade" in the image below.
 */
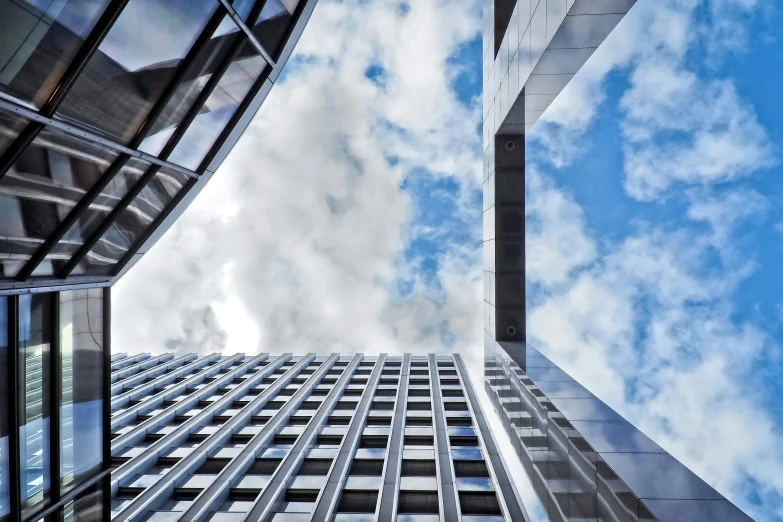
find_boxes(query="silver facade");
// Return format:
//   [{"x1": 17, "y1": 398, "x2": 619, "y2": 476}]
[
  {"x1": 108, "y1": 352, "x2": 529, "y2": 522},
  {"x1": 483, "y1": 1, "x2": 755, "y2": 521}
]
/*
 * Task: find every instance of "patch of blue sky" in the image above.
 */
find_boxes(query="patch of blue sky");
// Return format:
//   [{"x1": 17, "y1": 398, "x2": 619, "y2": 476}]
[{"x1": 448, "y1": 35, "x2": 483, "y2": 107}]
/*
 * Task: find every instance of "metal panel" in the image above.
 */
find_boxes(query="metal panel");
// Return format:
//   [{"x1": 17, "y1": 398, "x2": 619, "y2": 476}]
[{"x1": 429, "y1": 354, "x2": 459, "y2": 521}]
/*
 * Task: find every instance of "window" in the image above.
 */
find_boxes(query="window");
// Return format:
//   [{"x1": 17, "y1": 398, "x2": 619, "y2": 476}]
[
  {"x1": 359, "y1": 436, "x2": 387, "y2": 449},
  {"x1": 336, "y1": 490, "x2": 378, "y2": 514},
  {"x1": 298, "y1": 459, "x2": 332, "y2": 476},
  {"x1": 197, "y1": 458, "x2": 231, "y2": 474},
  {"x1": 370, "y1": 401, "x2": 393, "y2": 411},
  {"x1": 401, "y1": 460, "x2": 436, "y2": 477},
  {"x1": 459, "y1": 492, "x2": 502, "y2": 515},
  {"x1": 19, "y1": 293, "x2": 52, "y2": 514},
  {"x1": 0, "y1": 296, "x2": 7, "y2": 518},
  {"x1": 248, "y1": 458, "x2": 282, "y2": 475},
  {"x1": 0, "y1": 0, "x2": 113, "y2": 107},
  {"x1": 406, "y1": 402, "x2": 431, "y2": 411},
  {"x1": 349, "y1": 459, "x2": 384, "y2": 476},
  {"x1": 444, "y1": 402, "x2": 468, "y2": 411},
  {"x1": 406, "y1": 418, "x2": 432, "y2": 427},
  {"x1": 404, "y1": 436, "x2": 433, "y2": 447},
  {"x1": 366, "y1": 417, "x2": 391, "y2": 426},
  {"x1": 398, "y1": 492, "x2": 439, "y2": 514},
  {"x1": 453, "y1": 461, "x2": 489, "y2": 478}
]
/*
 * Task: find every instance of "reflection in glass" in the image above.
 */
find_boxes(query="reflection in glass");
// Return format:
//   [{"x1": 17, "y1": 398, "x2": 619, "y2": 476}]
[
  {"x1": 0, "y1": 125, "x2": 120, "y2": 278},
  {"x1": 72, "y1": 168, "x2": 189, "y2": 275},
  {"x1": 0, "y1": 0, "x2": 111, "y2": 107},
  {"x1": 19, "y1": 293, "x2": 52, "y2": 515},
  {"x1": 138, "y1": 16, "x2": 246, "y2": 157},
  {"x1": 251, "y1": 0, "x2": 300, "y2": 58},
  {"x1": 57, "y1": 0, "x2": 220, "y2": 141},
  {"x1": 167, "y1": 39, "x2": 267, "y2": 170},
  {"x1": 60, "y1": 290, "x2": 104, "y2": 491},
  {"x1": 0, "y1": 297, "x2": 8, "y2": 518},
  {"x1": 62, "y1": 481, "x2": 104, "y2": 521}
]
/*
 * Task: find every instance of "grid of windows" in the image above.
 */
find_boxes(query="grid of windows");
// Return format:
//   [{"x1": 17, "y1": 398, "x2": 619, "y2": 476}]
[
  {"x1": 0, "y1": 0, "x2": 314, "y2": 294},
  {"x1": 106, "y1": 353, "x2": 524, "y2": 520}
]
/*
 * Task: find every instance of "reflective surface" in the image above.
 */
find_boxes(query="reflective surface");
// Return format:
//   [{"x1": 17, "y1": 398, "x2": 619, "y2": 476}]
[
  {"x1": 0, "y1": 297, "x2": 7, "y2": 518},
  {"x1": 484, "y1": 339, "x2": 755, "y2": 522},
  {"x1": 167, "y1": 38, "x2": 267, "y2": 170},
  {"x1": 251, "y1": 0, "x2": 300, "y2": 58},
  {"x1": 60, "y1": 289, "x2": 104, "y2": 490},
  {"x1": 58, "y1": 0, "x2": 220, "y2": 141},
  {"x1": 19, "y1": 293, "x2": 52, "y2": 514},
  {"x1": 0, "y1": 0, "x2": 111, "y2": 107},
  {"x1": 0, "y1": 124, "x2": 120, "y2": 277},
  {"x1": 73, "y1": 167, "x2": 188, "y2": 275}
]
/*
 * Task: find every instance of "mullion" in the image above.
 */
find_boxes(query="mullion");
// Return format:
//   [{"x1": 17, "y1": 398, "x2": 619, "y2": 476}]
[
  {"x1": 61, "y1": 26, "x2": 253, "y2": 278},
  {"x1": 16, "y1": 4, "x2": 228, "y2": 282},
  {"x1": 8, "y1": 296, "x2": 21, "y2": 522},
  {"x1": 218, "y1": 0, "x2": 275, "y2": 66},
  {"x1": 48, "y1": 295, "x2": 61, "y2": 521}
]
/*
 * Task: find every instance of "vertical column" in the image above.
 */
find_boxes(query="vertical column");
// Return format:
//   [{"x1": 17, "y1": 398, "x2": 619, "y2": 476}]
[
  {"x1": 429, "y1": 354, "x2": 458, "y2": 521},
  {"x1": 377, "y1": 354, "x2": 411, "y2": 521},
  {"x1": 493, "y1": 134, "x2": 525, "y2": 342},
  {"x1": 7, "y1": 295, "x2": 21, "y2": 522}
]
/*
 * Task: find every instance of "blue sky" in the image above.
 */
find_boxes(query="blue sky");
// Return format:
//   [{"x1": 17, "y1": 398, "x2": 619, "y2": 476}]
[{"x1": 115, "y1": 0, "x2": 781, "y2": 520}]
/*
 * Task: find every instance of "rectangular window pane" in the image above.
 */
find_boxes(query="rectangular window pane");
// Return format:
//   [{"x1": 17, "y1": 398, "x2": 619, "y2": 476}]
[
  {"x1": 167, "y1": 38, "x2": 267, "y2": 170},
  {"x1": 0, "y1": 0, "x2": 112, "y2": 107},
  {"x1": 0, "y1": 297, "x2": 9, "y2": 518},
  {"x1": 62, "y1": 480, "x2": 104, "y2": 521},
  {"x1": 57, "y1": 0, "x2": 220, "y2": 142},
  {"x1": 19, "y1": 293, "x2": 52, "y2": 515},
  {"x1": 137, "y1": 15, "x2": 246, "y2": 157},
  {"x1": 72, "y1": 168, "x2": 189, "y2": 275},
  {"x1": 0, "y1": 125, "x2": 120, "y2": 278},
  {"x1": 60, "y1": 289, "x2": 104, "y2": 491},
  {"x1": 251, "y1": 0, "x2": 300, "y2": 58}
]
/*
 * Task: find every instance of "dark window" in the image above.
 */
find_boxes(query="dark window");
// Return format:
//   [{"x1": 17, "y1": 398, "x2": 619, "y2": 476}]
[
  {"x1": 328, "y1": 416, "x2": 351, "y2": 426},
  {"x1": 398, "y1": 492, "x2": 439, "y2": 514},
  {"x1": 371, "y1": 401, "x2": 394, "y2": 410},
  {"x1": 459, "y1": 492, "x2": 502, "y2": 515},
  {"x1": 274, "y1": 434, "x2": 298, "y2": 444},
  {"x1": 285, "y1": 489, "x2": 319, "y2": 502},
  {"x1": 335, "y1": 401, "x2": 358, "y2": 410},
  {"x1": 366, "y1": 417, "x2": 391, "y2": 426},
  {"x1": 248, "y1": 458, "x2": 282, "y2": 475},
  {"x1": 336, "y1": 490, "x2": 379, "y2": 513},
  {"x1": 408, "y1": 389, "x2": 430, "y2": 397},
  {"x1": 454, "y1": 461, "x2": 490, "y2": 478},
  {"x1": 404, "y1": 436, "x2": 433, "y2": 446},
  {"x1": 406, "y1": 418, "x2": 432, "y2": 427},
  {"x1": 299, "y1": 401, "x2": 321, "y2": 410},
  {"x1": 444, "y1": 402, "x2": 468, "y2": 411},
  {"x1": 374, "y1": 389, "x2": 396, "y2": 397},
  {"x1": 317, "y1": 434, "x2": 342, "y2": 446},
  {"x1": 446, "y1": 418, "x2": 472, "y2": 427},
  {"x1": 288, "y1": 417, "x2": 310, "y2": 426},
  {"x1": 360, "y1": 436, "x2": 388, "y2": 449},
  {"x1": 401, "y1": 460, "x2": 436, "y2": 477},
  {"x1": 442, "y1": 389, "x2": 464, "y2": 397},
  {"x1": 450, "y1": 436, "x2": 479, "y2": 447},
  {"x1": 349, "y1": 459, "x2": 384, "y2": 476},
  {"x1": 197, "y1": 458, "x2": 231, "y2": 474},
  {"x1": 298, "y1": 459, "x2": 332, "y2": 475},
  {"x1": 410, "y1": 370, "x2": 428, "y2": 376},
  {"x1": 406, "y1": 402, "x2": 431, "y2": 411}
]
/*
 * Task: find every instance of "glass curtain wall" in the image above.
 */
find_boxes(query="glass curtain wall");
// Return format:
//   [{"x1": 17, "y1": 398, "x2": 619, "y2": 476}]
[{"x1": 0, "y1": 289, "x2": 108, "y2": 521}]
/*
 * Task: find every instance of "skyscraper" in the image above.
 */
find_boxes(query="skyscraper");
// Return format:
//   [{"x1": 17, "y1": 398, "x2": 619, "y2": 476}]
[
  {"x1": 108, "y1": 352, "x2": 529, "y2": 522},
  {"x1": 0, "y1": 0, "x2": 317, "y2": 520},
  {"x1": 482, "y1": 2, "x2": 754, "y2": 521}
]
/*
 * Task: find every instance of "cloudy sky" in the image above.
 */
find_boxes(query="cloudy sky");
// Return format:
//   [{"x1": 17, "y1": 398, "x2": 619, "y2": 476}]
[{"x1": 113, "y1": 0, "x2": 782, "y2": 520}]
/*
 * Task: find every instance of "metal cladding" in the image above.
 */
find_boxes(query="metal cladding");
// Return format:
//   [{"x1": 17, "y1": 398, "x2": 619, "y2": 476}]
[
  {"x1": 0, "y1": 0, "x2": 317, "y2": 295},
  {"x1": 108, "y1": 352, "x2": 529, "y2": 521},
  {"x1": 483, "y1": 1, "x2": 756, "y2": 521}
]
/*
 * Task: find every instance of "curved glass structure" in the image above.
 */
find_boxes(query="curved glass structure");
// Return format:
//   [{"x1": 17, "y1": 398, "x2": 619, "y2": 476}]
[{"x1": 0, "y1": 0, "x2": 317, "y2": 294}]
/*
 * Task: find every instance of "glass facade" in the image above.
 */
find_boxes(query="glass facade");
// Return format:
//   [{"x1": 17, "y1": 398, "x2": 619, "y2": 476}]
[
  {"x1": 484, "y1": 338, "x2": 755, "y2": 522},
  {"x1": 0, "y1": 0, "x2": 315, "y2": 294},
  {"x1": 0, "y1": 289, "x2": 109, "y2": 522},
  {"x1": 106, "y1": 353, "x2": 528, "y2": 521}
]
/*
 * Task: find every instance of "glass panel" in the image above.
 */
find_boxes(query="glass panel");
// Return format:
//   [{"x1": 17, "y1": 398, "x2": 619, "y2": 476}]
[
  {"x1": 72, "y1": 167, "x2": 189, "y2": 275},
  {"x1": 251, "y1": 0, "x2": 300, "y2": 58},
  {"x1": 231, "y1": 0, "x2": 258, "y2": 21},
  {"x1": 60, "y1": 289, "x2": 104, "y2": 491},
  {"x1": 0, "y1": 0, "x2": 112, "y2": 107},
  {"x1": 61, "y1": 481, "x2": 104, "y2": 521},
  {"x1": 19, "y1": 293, "x2": 52, "y2": 515},
  {"x1": 0, "y1": 125, "x2": 120, "y2": 278},
  {"x1": 57, "y1": 0, "x2": 220, "y2": 142},
  {"x1": 137, "y1": 15, "x2": 245, "y2": 157},
  {"x1": 0, "y1": 297, "x2": 8, "y2": 519},
  {"x1": 167, "y1": 38, "x2": 267, "y2": 170},
  {"x1": 46, "y1": 157, "x2": 153, "y2": 276},
  {"x1": 0, "y1": 109, "x2": 28, "y2": 154}
]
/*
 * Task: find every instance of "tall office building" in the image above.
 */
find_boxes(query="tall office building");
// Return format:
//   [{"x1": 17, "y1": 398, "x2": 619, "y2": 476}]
[
  {"x1": 482, "y1": 1, "x2": 754, "y2": 521},
  {"x1": 0, "y1": 0, "x2": 317, "y2": 520},
  {"x1": 108, "y1": 352, "x2": 528, "y2": 522}
]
